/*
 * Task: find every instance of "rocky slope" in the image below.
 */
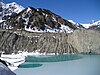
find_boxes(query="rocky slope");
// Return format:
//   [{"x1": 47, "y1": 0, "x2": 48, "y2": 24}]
[
  {"x1": 0, "y1": 30, "x2": 78, "y2": 54},
  {"x1": 0, "y1": 6, "x2": 77, "y2": 33},
  {"x1": 0, "y1": 62, "x2": 16, "y2": 75},
  {"x1": 81, "y1": 20, "x2": 100, "y2": 29},
  {"x1": 0, "y1": 29, "x2": 100, "y2": 54},
  {"x1": 68, "y1": 29, "x2": 100, "y2": 54},
  {"x1": 0, "y1": 2, "x2": 24, "y2": 19},
  {"x1": 0, "y1": 2, "x2": 100, "y2": 54},
  {"x1": 0, "y1": 2, "x2": 84, "y2": 33}
]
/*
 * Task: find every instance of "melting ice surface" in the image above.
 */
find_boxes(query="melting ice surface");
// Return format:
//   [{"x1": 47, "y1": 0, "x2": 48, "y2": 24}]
[{"x1": 14, "y1": 54, "x2": 100, "y2": 75}]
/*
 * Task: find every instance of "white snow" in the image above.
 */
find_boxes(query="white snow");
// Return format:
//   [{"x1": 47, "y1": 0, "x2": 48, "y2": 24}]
[
  {"x1": 25, "y1": 26, "x2": 44, "y2": 33},
  {"x1": 81, "y1": 24, "x2": 91, "y2": 28},
  {"x1": 6, "y1": 2, "x2": 24, "y2": 13},
  {"x1": 42, "y1": 13, "x2": 45, "y2": 15},
  {"x1": 27, "y1": 7, "x2": 32, "y2": 12},
  {"x1": 0, "y1": 54, "x2": 25, "y2": 71},
  {"x1": 60, "y1": 24, "x2": 73, "y2": 33},
  {"x1": 68, "y1": 20, "x2": 100, "y2": 29},
  {"x1": 0, "y1": 1, "x2": 24, "y2": 18},
  {"x1": 0, "y1": 50, "x2": 45, "y2": 71},
  {"x1": 81, "y1": 20, "x2": 100, "y2": 28},
  {"x1": 68, "y1": 20, "x2": 76, "y2": 24},
  {"x1": 0, "y1": 20, "x2": 5, "y2": 23},
  {"x1": 25, "y1": 24, "x2": 73, "y2": 33},
  {"x1": 46, "y1": 14, "x2": 48, "y2": 17},
  {"x1": 52, "y1": 17, "x2": 57, "y2": 22},
  {"x1": 36, "y1": 9, "x2": 39, "y2": 11},
  {"x1": 91, "y1": 20, "x2": 100, "y2": 25}
]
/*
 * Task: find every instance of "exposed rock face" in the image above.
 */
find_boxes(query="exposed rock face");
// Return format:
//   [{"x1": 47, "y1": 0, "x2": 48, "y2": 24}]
[
  {"x1": 37, "y1": 33, "x2": 78, "y2": 54},
  {"x1": 0, "y1": 30, "x2": 38, "y2": 53},
  {"x1": 0, "y1": 62, "x2": 16, "y2": 75},
  {"x1": 0, "y1": 30, "x2": 78, "y2": 54},
  {"x1": 0, "y1": 29, "x2": 100, "y2": 54},
  {"x1": 68, "y1": 29, "x2": 100, "y2": 54}
]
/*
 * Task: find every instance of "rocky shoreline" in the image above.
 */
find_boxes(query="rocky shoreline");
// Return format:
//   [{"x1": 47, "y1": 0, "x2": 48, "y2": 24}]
[{"x1": 0, "y1": 29, "x2": 100, "y2": 54}]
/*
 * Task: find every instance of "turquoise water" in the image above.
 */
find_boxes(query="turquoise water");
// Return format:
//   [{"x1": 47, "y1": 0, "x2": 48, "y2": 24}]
[
  {"x1": 19, "y1": 54, "x2": 82, "y2": 68},
  {"x1": 25, "y1": 54, "x2": 82, "y2": 62},
  {"x1": 19, "y1": 63, "x2": 42, "y2": 68},
  {"x1": 15, "y1": 54, "x2": 100, "y2": 75}
]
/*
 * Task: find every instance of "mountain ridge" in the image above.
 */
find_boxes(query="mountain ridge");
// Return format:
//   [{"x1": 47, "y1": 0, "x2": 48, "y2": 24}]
[
  {"x1": 0, "y1": 2, "x2": 100, "y2": 33},
  {"x1": 0, "y1": 2, "x2": 84, "y2": 33},
  {"x1": 0, "y1": 2, "x2": 100, "y2": 54}
]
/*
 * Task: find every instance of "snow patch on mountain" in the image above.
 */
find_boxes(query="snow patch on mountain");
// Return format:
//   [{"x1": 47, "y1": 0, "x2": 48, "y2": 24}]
[
  {"x1": 1, "y1": 2, "x2": 100, "y2": 33},
  {"x1": 26, "y1": 7, "x2": 32, "y2": 12},
  {"x1": 81, "y1": 24, "x2": 91, "y2": 28},
  {"x1": 60, "y1": 24, "x2": 73, "y2": 33},
  {"x1": 6, "y1": 2, "x2": 24, "y2": 13},
  {"x1": 91, "y1": 20, "x2": 100, "y2": 25},
  {"x1": 81, "y1": 20, "x2": 100, "y2": 28},
  {"x1": 68, "y1": 20, "x2": 76, "y2": 24},
  {"x1": 24, "y1": 23, "x2": 73, "y2": 33},
  {"x1": 0, "y1": 1, "x2": 5, "y2": 8}
]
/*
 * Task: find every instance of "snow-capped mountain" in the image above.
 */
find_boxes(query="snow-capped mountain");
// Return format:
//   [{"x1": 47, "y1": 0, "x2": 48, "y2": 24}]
[
  {"x1": 1, "y1": 1, "x2": 99, "y2": 33},
  {"x1": 22, "y1": 7, "x2": 77, "y2": 33},
  {"x1": 1, "y1": 5, "x2": 82, "y2": 33},
  {"x1": 68, "y1": 19, "x2": 100, "y2": 29},
  {"x1": 0, "y1": 2, "x2": 24, "y2": 20},
  {"x1": 81, "y1": 24, "x2": 91, "y2": 28},
  {"x1": 68, "y1": 20, "x2": 85, "y2": 29},
  {"x1": 0, "y1": 1, "x2": 5, "y2": 8},
  {"x1": 68, "y1": 20, "x2": 77, "y2": 25},
  {"x1": 81, "y1": 20, "x2": 100, "y2": 29},
  {"x1": 6, "y1": 2, "x2": 24, "y2": 14},
  {"x1": 91, "y1": 20, "x2": 100, "y2": 25},
  {"x1": 0, "y1": 1, "x2": 5, "y2": 20}
]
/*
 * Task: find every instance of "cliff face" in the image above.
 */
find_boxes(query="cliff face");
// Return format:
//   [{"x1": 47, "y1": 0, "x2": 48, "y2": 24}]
[
  {"x1": 68, "y1": 30, "x2": 100, "y2": 54},
  {"x1": 0, "y1": 30, "x2": 78, "y2": 54},
  {"x1": 0, "y1": 62, "x2": 16, "y2": 75},
  {"x1": 0, "y1": 30, "x2": 38, "y2": 54},
  {"x1": 37, "y1": 33, "x2": 78, "y2": 54},
  {"x1": 0, "y1": 29, "x2": 100, "y2": 54}
]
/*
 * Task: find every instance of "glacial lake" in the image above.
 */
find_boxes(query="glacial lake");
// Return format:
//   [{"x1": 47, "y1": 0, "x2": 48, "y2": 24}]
[{"x1": 14, "y1": 54, "x2": 100, "y2": 75}]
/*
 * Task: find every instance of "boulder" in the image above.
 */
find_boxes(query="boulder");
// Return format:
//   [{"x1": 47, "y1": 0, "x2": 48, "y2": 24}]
[{"x1": 0, "y1": 62, "x2": 16, "y2": 75}]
